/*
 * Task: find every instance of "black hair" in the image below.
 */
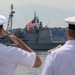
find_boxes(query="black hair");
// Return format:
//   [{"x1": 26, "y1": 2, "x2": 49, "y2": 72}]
[
  {"x1": 69, "y1": 24, "x2": 75, "y2": 30},
  {"x1": 0, "y1": 25, "x2": 3, "y2": 29}
]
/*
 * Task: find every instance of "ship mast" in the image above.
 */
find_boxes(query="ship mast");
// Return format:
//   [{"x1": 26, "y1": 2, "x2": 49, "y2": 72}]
[
  {"x1": 34, "y1": 11, "x2": 36, "y2": 20},
  {"x1": 34, "y1": 11, "x2": 39, "y2": 28},
  {"x1": 7, "y1": 4, "x2": 15, "y2": 31}
]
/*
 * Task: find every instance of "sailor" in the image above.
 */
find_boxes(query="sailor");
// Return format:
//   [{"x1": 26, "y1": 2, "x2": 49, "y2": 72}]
[
  {"x1": 41, "y1": 16, "x2": 75, "y2": 75},
  {"x1": 0, "y1": 15, "x2": 42, "y2": 75}
]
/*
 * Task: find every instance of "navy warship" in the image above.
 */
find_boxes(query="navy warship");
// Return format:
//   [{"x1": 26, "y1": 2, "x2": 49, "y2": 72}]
[{"x1": 0, "y1": 4, "x2": 66, "y2": 51}]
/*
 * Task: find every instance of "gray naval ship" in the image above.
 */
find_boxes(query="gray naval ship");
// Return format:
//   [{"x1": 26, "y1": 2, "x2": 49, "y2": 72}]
[{"x1": 0, "y1": 4, "x2": 66, "y2": 51}]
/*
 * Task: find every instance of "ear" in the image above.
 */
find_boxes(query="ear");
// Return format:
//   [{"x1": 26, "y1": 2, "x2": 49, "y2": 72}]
[
  {"x1": 66, "y1": 29, "x2": 69, "y2": 37},
  {"x1": 0, "y1": 28, "x2": 3, "y2": 36}
]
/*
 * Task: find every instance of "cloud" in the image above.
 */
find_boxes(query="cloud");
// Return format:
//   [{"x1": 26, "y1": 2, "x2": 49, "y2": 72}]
[
  {"x1": 0, "y1": 0, "x2": 75, "y2": 29},
  {"x1": 0, "y1": 0, "x2": 75, "y2": 11},
  {"x1": 27, "y1": 0, "x2": 75, "y2": 10}
]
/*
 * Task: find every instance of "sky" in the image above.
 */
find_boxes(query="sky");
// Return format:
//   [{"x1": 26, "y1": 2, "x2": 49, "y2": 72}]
[{"x1": 0, "y1": 0, "x2": 75, "y2": 29}]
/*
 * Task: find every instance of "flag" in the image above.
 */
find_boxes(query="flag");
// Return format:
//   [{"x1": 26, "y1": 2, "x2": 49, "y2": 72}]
[{"x1": 26, "y1": 19, "x2": 36, "y2": 31}]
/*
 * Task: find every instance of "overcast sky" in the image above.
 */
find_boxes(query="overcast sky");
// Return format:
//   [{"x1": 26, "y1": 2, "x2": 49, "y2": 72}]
[{"x1": 0, "y1": 0, "x2": 75, "y2": 29}]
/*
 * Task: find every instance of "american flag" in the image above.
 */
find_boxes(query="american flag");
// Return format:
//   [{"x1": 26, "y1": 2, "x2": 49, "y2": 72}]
[{"x1": 26, "y1": 19, "x2": 36, "y2": 31}]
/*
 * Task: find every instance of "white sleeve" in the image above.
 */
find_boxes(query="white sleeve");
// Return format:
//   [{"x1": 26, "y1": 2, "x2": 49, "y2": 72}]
[
  {"x1": 7, "y1": 46, "x2": 36, "y2": 67},
  {"x1": 41, "y1": 53, "x2": 53, "y2": 75},
  {"x1": 17, "y1": 51, "x2": 36, "y2": 67}
]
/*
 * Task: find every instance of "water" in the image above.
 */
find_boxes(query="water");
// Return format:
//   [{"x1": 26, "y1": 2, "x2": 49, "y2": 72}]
[{"x1": 15, "y1": 52, "x2": 48, "y2": 75}]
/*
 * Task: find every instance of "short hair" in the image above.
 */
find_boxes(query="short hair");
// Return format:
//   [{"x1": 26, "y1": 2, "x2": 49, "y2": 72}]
[
  {"x1": 0, "y1": 25, "x2": 3, "y2": 29},
  {"x1": 68, "y1": 29, "x2": 75, "y2": 38}
]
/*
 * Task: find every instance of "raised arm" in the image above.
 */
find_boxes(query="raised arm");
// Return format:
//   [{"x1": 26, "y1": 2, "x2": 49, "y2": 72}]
[{"x1": 3, "y1": 29, "x2": 42, "y2": 68}]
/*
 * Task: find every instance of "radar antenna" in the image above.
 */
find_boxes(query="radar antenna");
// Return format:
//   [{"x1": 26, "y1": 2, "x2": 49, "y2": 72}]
[
  {"x1": 34, "y1": 11, "x2": 36, "y2": 20},
  {"x1": 7, "y1": 4, "x2": 15, "y2": 31}
]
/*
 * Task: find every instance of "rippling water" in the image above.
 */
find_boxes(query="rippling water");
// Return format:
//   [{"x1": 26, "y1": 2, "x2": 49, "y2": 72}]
[{"x1": 15, "y1": 52, "x2": 48, "y2": 75}]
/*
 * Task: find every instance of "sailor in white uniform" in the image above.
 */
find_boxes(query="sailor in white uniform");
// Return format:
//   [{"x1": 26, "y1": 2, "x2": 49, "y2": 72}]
[
  {"x1": 0, "y1": 15, "x2": 42, "y2": 75},
  {"x1": 41, "y1": 16, "x2": 75, "y2": 75}
]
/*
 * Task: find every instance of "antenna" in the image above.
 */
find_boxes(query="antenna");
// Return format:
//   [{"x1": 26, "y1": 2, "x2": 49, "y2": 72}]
[
  {"x1": 7, "y1": 4, "x2": 15, "y2": 31},
  {"x1": 34, "y1": 11, "x2": 36, "y2": 20}
]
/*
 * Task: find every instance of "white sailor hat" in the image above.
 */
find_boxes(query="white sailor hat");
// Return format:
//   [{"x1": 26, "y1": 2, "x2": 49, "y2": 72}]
[
  {"x1": 65, "y1": 16, "x2": 75, "y2": 30},
  {"x1": 0, "y1": 15, "x2": 6, "y2": 25}
]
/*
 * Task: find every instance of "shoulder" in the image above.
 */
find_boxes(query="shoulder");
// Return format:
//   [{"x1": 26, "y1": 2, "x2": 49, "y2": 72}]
[
  {"x1": 48, "y1": 44, "x2": 62, "y2": 53},
  {"x1": 2, "y1": 44, "x2": 24, "y2": 54},
  {"x1": 47, "y1": 44, "x2": 67, "y2": 59}
]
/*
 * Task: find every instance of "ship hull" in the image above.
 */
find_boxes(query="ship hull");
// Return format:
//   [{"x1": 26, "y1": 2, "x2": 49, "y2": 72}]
[{"x1": 25, "y1": 42, "x2": 64, "y2": 51}]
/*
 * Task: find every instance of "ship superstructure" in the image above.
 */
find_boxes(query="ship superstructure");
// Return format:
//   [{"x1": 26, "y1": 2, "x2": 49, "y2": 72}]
[{"x1": 0, "y1": 4, "x2": 66, "y2": 51}]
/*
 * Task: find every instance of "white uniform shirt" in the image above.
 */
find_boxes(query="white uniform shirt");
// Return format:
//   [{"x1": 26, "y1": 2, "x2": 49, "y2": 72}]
[
  {"x1": 0, "y1": 43, "x2": 36, "y2": 75},
  {"x1": 41, "y1": 40, "x2": 75, "y2": 75}
]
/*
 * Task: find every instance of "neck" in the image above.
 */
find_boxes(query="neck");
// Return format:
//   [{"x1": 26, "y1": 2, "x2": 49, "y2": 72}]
[{"x1": 68, "y1": 37, "x2": 75, "y2": 40}]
